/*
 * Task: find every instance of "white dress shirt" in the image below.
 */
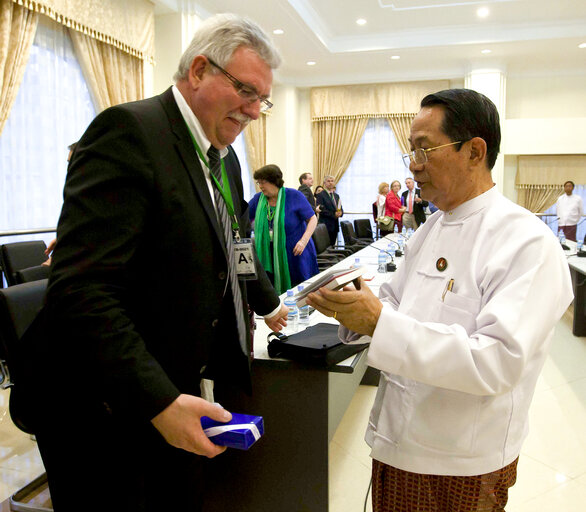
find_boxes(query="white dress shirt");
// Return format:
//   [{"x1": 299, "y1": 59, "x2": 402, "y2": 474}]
[{"x1": 557, "y1": 192, "x2": 583, "y2": 226}]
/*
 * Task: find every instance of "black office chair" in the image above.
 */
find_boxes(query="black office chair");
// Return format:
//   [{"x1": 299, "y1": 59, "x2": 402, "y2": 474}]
[
  {"x1": 340, "y1": 221, "x2": 371, "y2": 253},
  {"x1": 353, "y1": 219, "x2": 375, "y2": 242},
  {"x1": 16, "y1": 265, "x2": 51, "y2": 284},
  {"x1": 312, "y1": 224, "x2": 352, "y2": 270},
  {"x1": 0, "y1": 279, "x2": 47, "y2": 434},
  {"x1": 1, "y1": 241, "x2": 48, "y2": 286},
  {"x1": 0, "y1": 279, "x2": 56, "y2": 511}
]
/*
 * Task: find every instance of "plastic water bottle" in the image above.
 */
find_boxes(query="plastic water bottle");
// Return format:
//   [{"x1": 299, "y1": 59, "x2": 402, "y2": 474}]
[
  {"x1": 402, "y1": 226, "x2": 407, "y2": 237},
  {"x1": 377, "y1": 250, "x2": 387, "y2": 273},
  {"x1": 558, "y1": 229, "x2": 566, "y2": 245},
  {"x1": 297, "y1": 285, "x2": 310, "y2": 325},
  {"x1": 284, "y1": 290, "x2": 298, "y2": 334},
  {"x1": 578, "y1": 240, "x2": 584, "y2": 253},
  {"x1": 387, "y1": 243, "x2": 395, "y2": 261},
  {"x1": 397, "y1": 237, "x2": 404, "y2": 252},
  {"x1": 350, "y1": 257, "x2": 361, "y2": 269},
  {"x1": 393, "y1": 223, "x2": 399, "y2": 234}
]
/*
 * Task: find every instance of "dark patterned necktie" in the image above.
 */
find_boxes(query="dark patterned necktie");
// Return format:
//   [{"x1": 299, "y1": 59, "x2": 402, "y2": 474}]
[{"x1": 207, "y1": 146, "x2": 248, "y2": 356}]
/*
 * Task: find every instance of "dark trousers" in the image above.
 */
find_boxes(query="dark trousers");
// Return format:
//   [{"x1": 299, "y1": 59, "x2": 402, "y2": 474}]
[
  {"x1": 35, "y1": 405, "x2": 207, "y2": 512},
  {"x1": 561, "y1": 224, "x2": 577, "y2": 242}
]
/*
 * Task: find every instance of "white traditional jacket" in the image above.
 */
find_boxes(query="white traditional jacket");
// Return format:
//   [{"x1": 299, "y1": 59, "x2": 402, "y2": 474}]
[{"x1": 350, "y1": 186, "x2": 573, "y2": 476}]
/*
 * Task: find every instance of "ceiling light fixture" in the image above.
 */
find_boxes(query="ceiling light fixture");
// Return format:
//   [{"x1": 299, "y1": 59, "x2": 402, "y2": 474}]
[
  {"x1": 356, "y1": 18, "x2": 367, "y2": 25},
  {"x1": 477, "y1": 7, "x2": 489, "y2": 18},
  {"x1": 273, "y1": 29, "x2": 284, "y2": 35},
  {"x1": 579, "y1": 43, "x2": 586, "y2": 49},
  {"x1": 306, "y1": 61, "x2": 316, "y2": 66},
  {"x1": 481, "y1": 49, "x2": 492, "y2": 54},
  {"x1": 391, "y1": 55, "x2": 401, "y2": 60}
]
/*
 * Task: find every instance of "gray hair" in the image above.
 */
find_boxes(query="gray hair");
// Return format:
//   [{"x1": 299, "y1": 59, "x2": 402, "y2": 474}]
[{"x1": 173, "y1": 13, "x2": 281, "y2": 82}]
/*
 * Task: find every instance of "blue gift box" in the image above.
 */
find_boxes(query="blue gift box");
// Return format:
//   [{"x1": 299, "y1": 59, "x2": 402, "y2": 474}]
[{"x1": 201, "y1": 413, "x2": 264, "y2": 450}]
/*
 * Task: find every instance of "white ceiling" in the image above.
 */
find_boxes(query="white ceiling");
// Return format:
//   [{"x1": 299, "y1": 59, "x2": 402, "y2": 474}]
[{"x1": 153, "y1": 0, "x2": 586, "y2": 87}]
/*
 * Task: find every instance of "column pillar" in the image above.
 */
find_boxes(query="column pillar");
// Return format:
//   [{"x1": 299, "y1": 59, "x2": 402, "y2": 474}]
[{"x1": 465, "y1": 67, "x2": 506, "y2": 192}]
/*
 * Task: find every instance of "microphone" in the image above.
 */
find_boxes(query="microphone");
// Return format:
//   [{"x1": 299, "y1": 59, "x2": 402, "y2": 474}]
[{"x1": 384, "y1": 238, "x2": 403, "y2": 257}]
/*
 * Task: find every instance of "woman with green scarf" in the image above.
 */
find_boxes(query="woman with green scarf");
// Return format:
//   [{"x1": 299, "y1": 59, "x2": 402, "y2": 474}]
[{"x1": 249, "y1": 164, "x2": 319, "y2": 294}]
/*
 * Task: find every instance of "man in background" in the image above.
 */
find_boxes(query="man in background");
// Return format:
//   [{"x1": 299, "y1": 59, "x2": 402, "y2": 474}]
[
  {"x1": 401, "y1": 176, "x2": 428, "y2": 230},
  {"x1": 556, "y1": 180, "x2": 583, "y2": 241},
  {"x1": 298, "y1": 171, "x2": 321, "y2": 214},
  {"x1": 316, "y1": 175, "x2": 343, "y2": 245},
  {"x1": 307, "y1": 88, "x2": 572, "y2": 511},
  {"x1": 21, "y1": 13, "x2": 287, "y2": 512}
]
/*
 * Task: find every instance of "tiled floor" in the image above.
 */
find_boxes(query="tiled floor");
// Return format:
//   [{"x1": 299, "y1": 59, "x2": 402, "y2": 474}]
[{"x1": 1, "y1": 308, "x2": 585, "y2": 511}]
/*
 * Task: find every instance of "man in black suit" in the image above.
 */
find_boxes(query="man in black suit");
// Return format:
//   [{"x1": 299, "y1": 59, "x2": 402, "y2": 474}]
[
  {"x1": 317, "y1": 175, "x2": 343, "y2": 245},
  {"x1": 298, "y1": 172, "x2": 321, "y2": 214},
  {"x1": 401, "y1": 176, "x2": 428, "y2": 230},
  {"x1": 21, "y1": 13, "x2": 288, "y2": 512}
]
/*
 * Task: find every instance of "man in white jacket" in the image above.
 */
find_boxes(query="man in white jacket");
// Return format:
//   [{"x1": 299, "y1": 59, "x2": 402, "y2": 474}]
[
  {"x1": 307, "y1": 89, "x2": 573, "y2": 512},
  {"x1": 556, "y1": 180, "x2": 583, "y2": 242}
]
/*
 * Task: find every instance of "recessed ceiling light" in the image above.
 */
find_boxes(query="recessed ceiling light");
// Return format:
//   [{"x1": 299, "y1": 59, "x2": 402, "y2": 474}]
[
  {"x1": 306, "y1": 61, "x2": 316, "y2": 66},
  {"x1": 273, "y1": 29, "x2": 284, "y2": 35},
  {"x1": 481, "y1": 49, "x2": 492, "y2": 54},
  {"x1": 477, "y1": 7, "x2": 489, "y2": 18},
  {"x1": 356, "y1": 18, "x2": 367, "y2": 25},
  {"x1": 579, "y1": 43, "x2": 586, "y2": 49},
  {"x1": 391, "y1": 55, "x2": 401, "y2": 60}
]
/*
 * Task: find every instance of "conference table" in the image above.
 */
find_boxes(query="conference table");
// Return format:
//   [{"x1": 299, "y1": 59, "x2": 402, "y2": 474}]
[
  {"x1": 204, "y1": 234, "x2": 404, "y2": 512},
  {"x1": 565, "y1": 240, "x2": 586, "y2": 336}
]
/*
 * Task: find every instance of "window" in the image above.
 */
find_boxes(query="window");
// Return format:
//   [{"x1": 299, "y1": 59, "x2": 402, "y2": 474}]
[
  {"x1": 0, "y1": 17, "x2": 96, "y2": 246},
  {"x1": 336, "y1": 118, "x2": 412, "y2": 228},
  {"x1": 231, "y1": 133, "x2": 256, "y2": 201}
]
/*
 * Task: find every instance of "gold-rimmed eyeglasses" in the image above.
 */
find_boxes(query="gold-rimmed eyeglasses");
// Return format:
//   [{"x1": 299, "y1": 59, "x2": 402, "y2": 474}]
[
  {"x1": 401, "y1": 141, "x2": 463, "y2": 168},
  {"x1": 207, "y1": 57, "x2": 273, "y2": 113}
]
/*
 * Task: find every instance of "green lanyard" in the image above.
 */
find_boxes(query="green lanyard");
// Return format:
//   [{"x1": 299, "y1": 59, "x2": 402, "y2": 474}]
[{"x1": 185, "y1": 125, "x2": 240, "y2": 235}]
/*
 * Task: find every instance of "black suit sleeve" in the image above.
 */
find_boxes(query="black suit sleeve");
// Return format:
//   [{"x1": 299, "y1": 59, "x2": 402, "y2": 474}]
[{"x1": 47, "y1": 106, "x2": 181, "y2": 422}]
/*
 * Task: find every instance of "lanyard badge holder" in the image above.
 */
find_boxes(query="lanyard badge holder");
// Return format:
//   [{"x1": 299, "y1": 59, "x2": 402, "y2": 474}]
[{"x1": 187, "y1": 127, "x2": 258, "y2": 281}]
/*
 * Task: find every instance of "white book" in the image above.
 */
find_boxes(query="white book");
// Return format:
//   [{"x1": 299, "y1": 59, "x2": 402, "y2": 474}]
[{"x1": 294, "y1": 266, "x2": 366, "y2": 307}]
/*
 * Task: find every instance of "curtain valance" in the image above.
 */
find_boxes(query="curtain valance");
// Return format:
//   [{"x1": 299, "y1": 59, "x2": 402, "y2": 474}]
[
  {"x1": 11, "y1": 0, "x2": 154, "y2": 63},
  {"x1": 516, "y1": 155, "x2": 586, "y2": 187},
  {"x1": 310, "y1": 80, "x2": 449, "y2": 121}
]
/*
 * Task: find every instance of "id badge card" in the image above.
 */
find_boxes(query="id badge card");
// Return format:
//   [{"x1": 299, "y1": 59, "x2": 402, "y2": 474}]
[{"x1": 234, "y1": 238, "x2": 257, "y2": 280}]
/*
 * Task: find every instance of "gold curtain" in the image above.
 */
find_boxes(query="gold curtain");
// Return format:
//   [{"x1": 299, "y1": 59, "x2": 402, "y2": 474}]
[
  {"x1": 516, "y1": 185, "x2": 562, "y2": 213},
  {"x1": 516, "y1": 155, "x2": 586, "y2": 186},
  {"x1": 310, "y1": 80, "x2": 448, "y2": 185},
  {"x1": 243, "y1": 114, "x2": 266, "y2": 189},
  {"x1": 69, "y1": 29, "x2": 143, "y2": 111},
  {"x1": 387, "y1": 114, "x2": 415, "y2": 154},
  {"x1": 312, "y1": 118, "x2": 369, "y2": 187},
  {"x1": 10, "y1": 0, "x2": 154, "y2": 63},
  {"x1": 0, "y1": 0, "x2": 38, "y2": 136},
  {"x1": 310, "y1": 80, "x2": 449, "y2": 120}
]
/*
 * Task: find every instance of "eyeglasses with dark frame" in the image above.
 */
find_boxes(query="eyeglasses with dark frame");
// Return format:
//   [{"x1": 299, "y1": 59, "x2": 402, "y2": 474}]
[
  {"x1": 206, "y1": 57, "x2": 273, "y2": 112},
  {"x1": 401, "y1": 141, "x2": 463, "y2": 168}
]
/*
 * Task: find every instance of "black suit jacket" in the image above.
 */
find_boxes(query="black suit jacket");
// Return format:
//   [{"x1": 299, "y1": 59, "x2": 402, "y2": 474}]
[
  {"x1": 24, "y1": 87, "x2": 279, "y2": 424},
  {"x1": 401, "y1": 188, "x2": 428, "y2": 226},
  {"x1": 316, "y1": 189, "x2": 343, "y2": 235},
  {"x1": 298, "y1": 184, "x2": 317, "y2": 212}
]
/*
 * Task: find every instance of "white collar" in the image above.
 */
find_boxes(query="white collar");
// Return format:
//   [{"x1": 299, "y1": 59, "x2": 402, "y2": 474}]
[
  {"x1": 442, "y1": 185, "x2": 498, "y2": 223},
  {"x1": 172, "y1": 85, "x2": 228, "y2": 160}
]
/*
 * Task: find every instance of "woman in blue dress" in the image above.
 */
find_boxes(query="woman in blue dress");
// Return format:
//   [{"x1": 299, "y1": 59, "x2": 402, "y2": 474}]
[{"x1": 249, "y1": 164, "x2": 319, "y2": 294}]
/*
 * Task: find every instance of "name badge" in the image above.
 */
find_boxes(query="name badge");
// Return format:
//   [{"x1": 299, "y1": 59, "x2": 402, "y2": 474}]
[{"x1": 234, "y1": 238, "x2": 257, "y2": 281}]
